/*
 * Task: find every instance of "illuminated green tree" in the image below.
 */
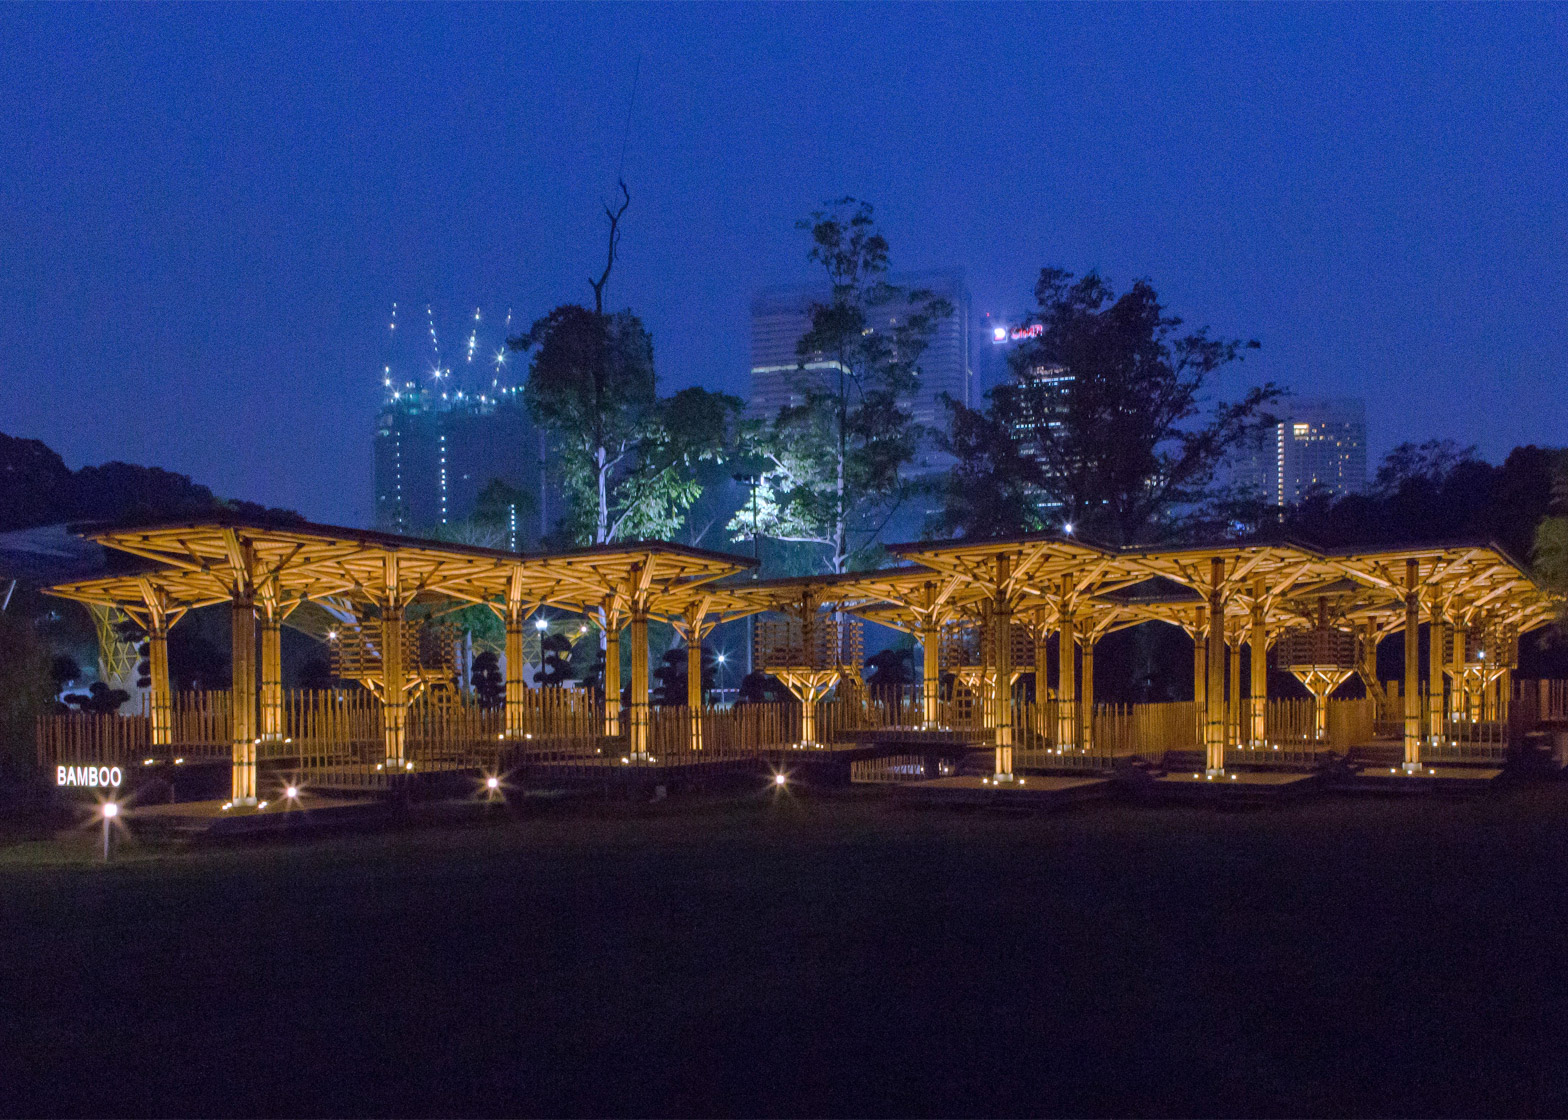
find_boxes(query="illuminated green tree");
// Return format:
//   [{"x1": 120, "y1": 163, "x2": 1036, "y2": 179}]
[{"x1": 735, "y1": 199, "x2": 950, "y2": 572}]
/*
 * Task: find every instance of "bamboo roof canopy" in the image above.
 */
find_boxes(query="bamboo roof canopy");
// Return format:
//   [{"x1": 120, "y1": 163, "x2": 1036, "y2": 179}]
[
  {"x1": 52, "y1": 518, "x2": 757, "y2": 624},
  {"x1": 45, "y1": 519, "x2": 1561, "y2": 647}
]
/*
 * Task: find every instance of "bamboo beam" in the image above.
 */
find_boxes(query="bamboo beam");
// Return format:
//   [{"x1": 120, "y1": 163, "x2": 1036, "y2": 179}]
[
  {"x1": 1403, "y1": 558, "x2": 1421, "y2": 770},
  {"x1": 381, "y1": 553, "x2": 407, "y2": 774}
]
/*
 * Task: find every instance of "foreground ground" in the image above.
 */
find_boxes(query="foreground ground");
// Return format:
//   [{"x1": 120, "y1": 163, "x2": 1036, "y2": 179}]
[{"x1": 5, "y1": 782, "x2": 1568, "y2": 1117}]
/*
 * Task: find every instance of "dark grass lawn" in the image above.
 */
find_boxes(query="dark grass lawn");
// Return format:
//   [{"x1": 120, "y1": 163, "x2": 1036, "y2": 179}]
[{"x1": 5, "y1": 783, "x2": 1568, "y2": 1118}]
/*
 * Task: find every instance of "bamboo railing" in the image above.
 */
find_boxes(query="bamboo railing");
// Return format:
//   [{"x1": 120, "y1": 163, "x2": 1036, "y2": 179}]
[{"x1": 42, "y1": 680, "x2": 1565, "y2": 787}]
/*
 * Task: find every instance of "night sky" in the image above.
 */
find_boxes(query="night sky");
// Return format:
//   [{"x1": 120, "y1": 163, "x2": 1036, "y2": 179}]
[{"x1": 2, "y1": 4, "x2": 1564, "y2": 527}]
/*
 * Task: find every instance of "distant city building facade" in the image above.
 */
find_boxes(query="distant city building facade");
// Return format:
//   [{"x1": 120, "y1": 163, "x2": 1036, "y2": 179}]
[
  {"x1": 1230, "y1": 397, "x2": 1368, "y2": 507},
  {"x1": 748, "y1": 272, "x2": 972, "y2": 469},
  {"x1": 374, "y1": 385, "x2": 554, "y2": 548}
]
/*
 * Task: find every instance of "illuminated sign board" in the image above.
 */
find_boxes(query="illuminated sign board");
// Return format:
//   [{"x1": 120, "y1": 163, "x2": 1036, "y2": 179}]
[
  {"x1": 991, "y1": 323, "x2": 1044, "y2": 343},
  {"x1": 57, "y1": 765, "x2": 123, "y2": 789}
]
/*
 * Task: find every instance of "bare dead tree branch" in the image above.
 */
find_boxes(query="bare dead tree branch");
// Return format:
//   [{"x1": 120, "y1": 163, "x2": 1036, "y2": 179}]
[{"x1": 589, "y1": 179, "x2": 631, "y2": 316}]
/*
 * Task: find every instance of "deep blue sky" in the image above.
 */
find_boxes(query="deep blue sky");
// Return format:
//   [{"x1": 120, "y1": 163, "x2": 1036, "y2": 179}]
[{"x1": 2, "y1": 4, "x2": 1564, "y2": 526}]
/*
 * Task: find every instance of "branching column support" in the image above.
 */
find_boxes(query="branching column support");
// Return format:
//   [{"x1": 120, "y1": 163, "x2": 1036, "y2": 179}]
[
  {"x1": 1249, "y1": 579, "x2": 1267, "y2": 745},
  {"x1": 1034, "y1": 618, "x2": 1051, "y2": 704},
  {"x1": 231, "y1": 588, "x2": 258, "y2": 805},
  {"x1": 680, "y1": 603, "x2": 710, "y2": 753},
  {"x1": 1356, "y1": 621, "x2": 1386, "y2": 707},
  {"x1": 992, "y1": 553, "x2": 1014, "y2": 780},
  {"x1": 920, "y1": 621, "x2": 941, "y2": 730},
  {"x1": 628, "y1": 606, "x2": 650, "y2": 759},
  {"x1": 1403, "y1": 558, "x2": 1422, "y2": 771},
  {"x1": 1205, "y1": 558, "x2": 1227, "y2": 776},
  {"x1": 381, "y1": 553, "x2": 407, "y2": 775},
  {"x1": 1427, "y1": 605, "x2": 1446, "y2": 745},
  {"x1": 147, "y1": 610, "x2": 173, "y2": 750}
]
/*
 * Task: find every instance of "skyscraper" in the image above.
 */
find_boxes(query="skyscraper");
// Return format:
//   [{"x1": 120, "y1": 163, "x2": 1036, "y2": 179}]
[
  {"x1": 747, "y1": 271, "x2": 972, "y2": 465},
  {"x1": 373, "y1": 385, "x2": 553, "y2": 549},
  {"x1": 1230, "y1": 397, "x2": 1368, "y2": 507},
  {"x1": 371, "y1": 305, "x2": 556, "y2": 548}
]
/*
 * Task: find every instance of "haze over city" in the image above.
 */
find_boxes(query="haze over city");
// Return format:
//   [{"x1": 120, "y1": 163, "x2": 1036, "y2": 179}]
[{"x1": 3, "y1": 3, "x2": 1565, "y2": 526}]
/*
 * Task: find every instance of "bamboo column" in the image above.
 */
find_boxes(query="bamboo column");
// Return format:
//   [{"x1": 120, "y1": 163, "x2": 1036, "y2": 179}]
[
  {"x1": 1056, "y1": 586, "x2": 1076, "y2": 750},
  {"x1": 231, "y1": 594, "x2": 258, "y2": 804},
  {"x1": 992, "y1": 553, "x2": 1014, "y2": 780},
  {"x1": 1249, "y1": 583, "x2": 1267, "y2": 745},
  {"x1": 381, "y1": 603, "x2": 406, "y2": 771},
  {"x1": 628, "y1": 607, "x2": 650, "y2": 758},
  {"x1": 1402, "y1": 558, "x2": 1421, "y2": 771},
  {"x1": 148, "y1": 618, "x2": 173, "y2": 749},
  {"x1": 921, "y1": 622, "x2": 941, "y2": 729},
  {"x1": 1450, "y1": 622, "x2": 1466, "y2": 722},
  {"x1": 603, "y1": 617, "x2": 622, "y2": 738},
  {"x1": 687, "y1": 632, "x2": 704, "y2": 752},
  {"x1": 1427, "y1": 607, "x2": 1446, "y2": 744},
  {"x1": 259, "y1": 612, "x2": 283, "y2": 742},
  {"x1": 1034, "y1": 617, "x2": 1051, "y2": 705},
  {"x1": 504, "y1": 607, "x2": 526, "y2": 739},
  {"x1": 1206, "y1": 559, "x2": 1227, "y2": 774},
  {"x1": 1226, "y1": 635, "x2": 1241, "y2": 747},
  {"x1": 1193, "y1": 607, "x2": 1208, "y2": 710},
  {"x1": 1080, "y1": 633, "x2": 1095, "y2": 750}
]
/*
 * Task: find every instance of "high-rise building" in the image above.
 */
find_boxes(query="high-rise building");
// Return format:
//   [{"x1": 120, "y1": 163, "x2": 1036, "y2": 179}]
[
  {"x1": 372, "y1": 304, "x2": 558, "y2": 547},
  {"x1": 1230, "y1": 397, "x2": 1368, "y2": 507},
  {"x1": 373, "y1": 385, "x2": 554, "y2": 548},
  {"x1": 748, "y1": 271, "x2": 972, "y2": 466}
]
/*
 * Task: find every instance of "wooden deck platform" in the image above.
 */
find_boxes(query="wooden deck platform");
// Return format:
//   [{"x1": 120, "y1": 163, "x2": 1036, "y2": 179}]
[
  {"x1": 893, "y1": 774, "x2": 1112, "y2": 809},
  {"x1": 123, "y1": 794, "x2": 394, "y2": 837},
  {"x1": 1143, "y1": 770, "x2": 1322, "y2": 802},
  {"x1": 1329, "y1": 764, "x2": 1506, "y2": 794}
]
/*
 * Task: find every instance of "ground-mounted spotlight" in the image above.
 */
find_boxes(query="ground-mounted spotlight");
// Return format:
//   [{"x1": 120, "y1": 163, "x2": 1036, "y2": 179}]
[
  {"x1": 285, "y1": 785, "x2": 299, "y2": 800},
  {"x1": 486, "y1": 776, "x2": 500, "y2": 791},
  {"x1": 774, "y1": 772, "x2": 788, "y2": 786}
]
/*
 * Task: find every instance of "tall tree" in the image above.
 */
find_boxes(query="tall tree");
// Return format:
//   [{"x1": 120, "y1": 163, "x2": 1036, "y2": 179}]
[
  {"x1": 735, "y1": 199, "x2": 951, "y2": 572},
  {"x1": 511, "y1": 183, "x2": 740, "y2": 545},
  {"x1": 1534, "y1": 452, "x2": 1568, "y2": 631},
  {"x1": 941, "y1": 270, "x2": 1274, "y2": 545}
]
